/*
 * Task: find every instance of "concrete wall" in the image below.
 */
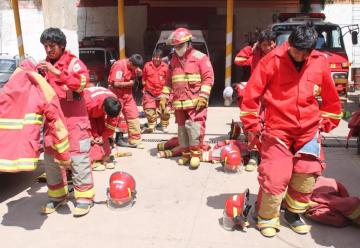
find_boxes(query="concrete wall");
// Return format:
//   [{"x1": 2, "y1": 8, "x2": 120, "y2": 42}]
[
  {"x1": 77, "y1": 6, "x2": 147, "y2": 56},
  {"x1": 0, "y1": 8, "x2": 45, "y2": 62},
  {"x1": 218, "y1": 6, "x2": 299, "y2": 52},
  {"x1": 42, "y1": 0, "x2": 79, "y2": 56}
]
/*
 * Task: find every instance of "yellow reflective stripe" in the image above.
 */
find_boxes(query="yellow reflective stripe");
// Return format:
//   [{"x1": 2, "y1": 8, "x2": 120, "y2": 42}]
[
  {"x1": 233, "y1": 207, "x2": 238, "y2": 217},
  {"x1": 162, "y1": 86, "x2": 171, "y2": 94},
  {"x1": 54, "y1": 119, "x2": 68, "y2": 140},
  {"x1": 0, "y1": 158, "x2": 39, "y2": 172},
  {"x1": 240, "y1": 111, "x2": 258, "y2": 117},
  {"x1": 48, "y1": 186, "x2": 68, "y2": 198},
  {"x1": 105, "y1": 123, "x2": 116, "y2": 131},
  {"x1": 285, "y1": 194, "x2": 309, "y2": 211},
  {"x1": 172, "y1": 99, "x2": 197, "y2": 109},
  {"x1": 234, "y1": 57, "x2": 247, "y2": 62},
  {"x1": 0, "y1": 113, "x2": 43, "y2": 129},
  {"x1": 75, "y1": 74, "x2": 87, "y2": 92},
  {"x1": 74, "y1": 187, "x2": 95, "y2": 199},
  {"x1": 321, "y1": 111, "x2": 342, "y2": 120},
  {"x1": 257, "y1": 216, "x2": 280, "y2": 228},
  {"x1": 30, "y1": 72, "x2": 56, "y2": 102},
  {"x1": 52, "y1": 138, "x2": 70, "y2": 153},
  {"x1": 347, "y1": 205, "x2": 360, "y2": 221},
  {"x1": 179, "y1": 35, "x2": 192, "y2": 42},
  {"x1": 171, "y1": 74, "x2": 201, "y2": 83},
  {"x1": 200, "y1": 85, "x2": 212, "y2": 94}
]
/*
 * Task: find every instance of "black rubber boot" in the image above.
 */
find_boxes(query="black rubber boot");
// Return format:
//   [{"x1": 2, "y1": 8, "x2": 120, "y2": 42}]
[{"x1": 284, "y1": 209, "x2": 310, "y2": 234}]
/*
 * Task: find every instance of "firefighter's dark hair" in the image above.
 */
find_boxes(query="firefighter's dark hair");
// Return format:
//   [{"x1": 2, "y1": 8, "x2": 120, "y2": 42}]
[
  {"x1": 40, "y1": 28, "x2": 67, "y2": 47},
  {"x1": 258, "y1": 29, "x2": 276, "y2": 43},
  {"x1": 104, "y1": 96, "x2": 121, "y2": 117},
  {"x1": 153, "y1": 49, "x2": 163, "y2": 58},
  {"x1": 129, "y1": 54, "x2": 144, "y2": 68},
  {"x1": 288, "y1": 22, "x2": 318, "y2": 50}
]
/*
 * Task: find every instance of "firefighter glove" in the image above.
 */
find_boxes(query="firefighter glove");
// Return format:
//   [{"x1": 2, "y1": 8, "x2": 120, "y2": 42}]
[
  {"x1": 159, "y1": 98, "x2": 167, "y2": 113},
  {"x1": 196, "y1": 96, "x2": 208, "y2": 111}
]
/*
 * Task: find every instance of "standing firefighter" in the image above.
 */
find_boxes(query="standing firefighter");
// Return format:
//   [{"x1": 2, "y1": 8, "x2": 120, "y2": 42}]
[
  {"x1": 142, "y1": 49, "x2": 170, "y2": 133},
  {"x1": 108, "y1": 54, "x2": 143, "y2": 148},
  {"x1": 160, "y1": 28, "x2": 214, "y2": 169},
  {"x1": 234, "y1": 30, "x2": 276, "y2": 172},
  {"x1": 240, "y1": 24, "x2": 342, "y2": 237},
  {"x1": 83, "y1": 87, "x2": 121, "y2": 171},
  {"x1": 38, "y1": 28, "x2": 94, "y2": 217}
]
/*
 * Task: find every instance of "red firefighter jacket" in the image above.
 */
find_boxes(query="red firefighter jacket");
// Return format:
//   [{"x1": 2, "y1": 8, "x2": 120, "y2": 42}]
[
  {"x1": 240, "y1": 42, "x2": 342, "y2": 141},
  {"x1": 234, "y1": 45, "x2": 263, "y2": 73},
  {"x1": 108, "y1": 58, "x2": 136, "y2": 99},
  {"x1": 40, "y1": 50, "x2": 89, "y2": 99},
  {"x1": 161, "y1": 47, "x2": 214, "y2": 110},
  {"x1": 142, "y1": 61, "x2": 168, "y2": 96},
  {"x1": 306, "y1": 176, "x2": 360, "y2": 227},
  {"x1": 84, "y1": 87, "x2": 119, "y2": 138},
  {"x1": 0, "y1": 69, "x2": 70, "y2": 172}
]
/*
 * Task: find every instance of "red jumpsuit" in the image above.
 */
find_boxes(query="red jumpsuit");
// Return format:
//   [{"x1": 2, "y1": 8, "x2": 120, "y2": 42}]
[
  {"x1": 84, "y1": 87, "x2": 119, "y2": 162},
  {"x1": 161, "y1": 47, "x2": 214, "y2": 158},
  {"x1": 142, "y1": 60, "x2": 169, "y2": 129},
  {"x1": 234, "y1": 45, "x2": 263, "y2": 73},
  {"x1": 108, "y1": 59, "x2": 141, "y2": 145},
  {"x1": 41, "y1": 50, "x2": 94, "y2": 204},
  {"x1": 0, "y1": 68, "x2": 70, "y2": 172},
  {"x1": 240, "y1": 42, "x2": 342, "y2": 230}
]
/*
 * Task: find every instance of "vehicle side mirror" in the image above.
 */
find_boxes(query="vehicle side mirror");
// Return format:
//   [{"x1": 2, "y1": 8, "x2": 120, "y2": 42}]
[
  {"x1": 352, "y1": 31, "x2": 358, "y2": 45},
  {"x1": 110, "y1": 59, "x2": 116, "y2": 65}
]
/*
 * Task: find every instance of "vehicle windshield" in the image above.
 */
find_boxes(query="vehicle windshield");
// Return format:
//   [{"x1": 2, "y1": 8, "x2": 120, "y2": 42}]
[
  {"x1": 155, "y1": 42, "x2": 208, "y2": 58},
  {"x1": 0, "y1": 59, "x2": 16, "y2": 73},
  {"x1": 273, "y1": 24, "x2": 345, "y2": 50},
  {"x1": 79, "y1": 50, "x2": 105, "y2": 66}
]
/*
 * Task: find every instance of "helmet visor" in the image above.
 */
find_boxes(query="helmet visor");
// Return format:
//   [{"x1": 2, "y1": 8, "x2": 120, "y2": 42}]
[
  {"x1": 106, "y1": 192, "x2": 136, "y2": 211},
  {"x1": 222, "y1": 211, "x2": 235, "y2": 231}
]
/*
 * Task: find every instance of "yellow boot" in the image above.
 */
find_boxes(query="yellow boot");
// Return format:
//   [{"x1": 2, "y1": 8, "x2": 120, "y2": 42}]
[
  {"x1": 284, "y1": 210, "x2": 310, "y2": 234},
  {"x1": 92, "y1": 161, "x2": 105, "y2": 171},
  {"x1": 189, "y1": 150, "x2": 201, "y2": 169},
  {"x1": 178, "y1": 152, "x2": 191, "y2": 166}
]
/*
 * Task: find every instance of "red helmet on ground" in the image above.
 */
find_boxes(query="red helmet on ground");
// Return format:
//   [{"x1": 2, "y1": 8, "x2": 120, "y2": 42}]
[
  {"x1": 223, "y1": 189, "x2": 252, "y2": 230},
  {"x1": 107, "y1": 171, "x2": 136, "y2": 210},
  {"x1": 167, "y1": 28, "x2": 192, "y2": 46},
  {"x1": 220, "y1": 144, "x2": 242, "y2": 173}
]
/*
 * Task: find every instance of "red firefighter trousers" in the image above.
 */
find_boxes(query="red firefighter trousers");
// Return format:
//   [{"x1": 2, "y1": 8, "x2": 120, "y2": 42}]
[
  {"x1": 256, "y1": 132, "x2": 325, "y2": 228},
  {"x1": 118, "y1": 94, "x2": 141, "y2": 144},
  {"x1": 174, "y1": 107, "x2": 207, "y2": 153},
  {"x1": 45, "y1": 98, "x2": 94, "y2": 204}
]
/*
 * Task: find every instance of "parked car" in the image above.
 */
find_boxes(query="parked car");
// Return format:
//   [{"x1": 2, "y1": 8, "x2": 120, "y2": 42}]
[
  {"x1": 0, "y1": 53, "x2": 36, "y2": 88},
  {"x1": 79, "y1": 37, "x2": 119, "y2": 88}
]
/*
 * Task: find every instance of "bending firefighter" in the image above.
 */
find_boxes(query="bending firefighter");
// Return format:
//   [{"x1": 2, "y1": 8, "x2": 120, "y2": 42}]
[
  {"x1": 142, "y1": 49, "x2": 170, "y2": 133},
  {"x1": 83, "y1": 87, "x2": 121, "y2": 171},
  {"x1": 160, "y1": 28, "x2": 214, "y2": 169},
  {"x1": 38, "y1": 28, "x2": 94, "y2": 217},
  {"x1": 240, "y1": 24, "x2": 341, "y2": 237}
]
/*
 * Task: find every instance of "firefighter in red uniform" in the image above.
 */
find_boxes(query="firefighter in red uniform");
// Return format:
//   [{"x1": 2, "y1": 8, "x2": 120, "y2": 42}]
[
  {"x1": 108, "y1": 54, "x2": 143, "y2": 148},
  {"x1": 142, "y1": 49, "x2": 170, "y2": 133},
  {"x1": 234, "y1": 30, "x2": 276, "y2": 172},
  {"x1": 160, "y1": 28, "x2": 214, "y2": 169},
  {"x1": 240, "y1": 24, "x2": 342, "y2": 237},
  {"x1": 38, "y1": 28, "x2": 94, "y2": 217},
  {"x1": 83, "y1": 87, "x2": 121, "y2": 171}
]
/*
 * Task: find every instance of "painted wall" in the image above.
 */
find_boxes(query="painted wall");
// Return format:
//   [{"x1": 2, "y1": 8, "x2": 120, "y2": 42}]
[
  {"x1": 0, "y1": 8, "x2": 45, "y2": 62},
  {"x1": 321, "y1": 3, "x2": 360, "y2": 67},
  {"x1": 42, "y1": 0, "x2": 79, "y2": 56},
  {"x1": 77, "y1": 6, "x2": 148, "y2": 56}
]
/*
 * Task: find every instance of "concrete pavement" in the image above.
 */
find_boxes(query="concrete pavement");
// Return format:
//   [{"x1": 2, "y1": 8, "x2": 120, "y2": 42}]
[{"x1": 0, "y1": 107, "x2": 359, "y2": 248}]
